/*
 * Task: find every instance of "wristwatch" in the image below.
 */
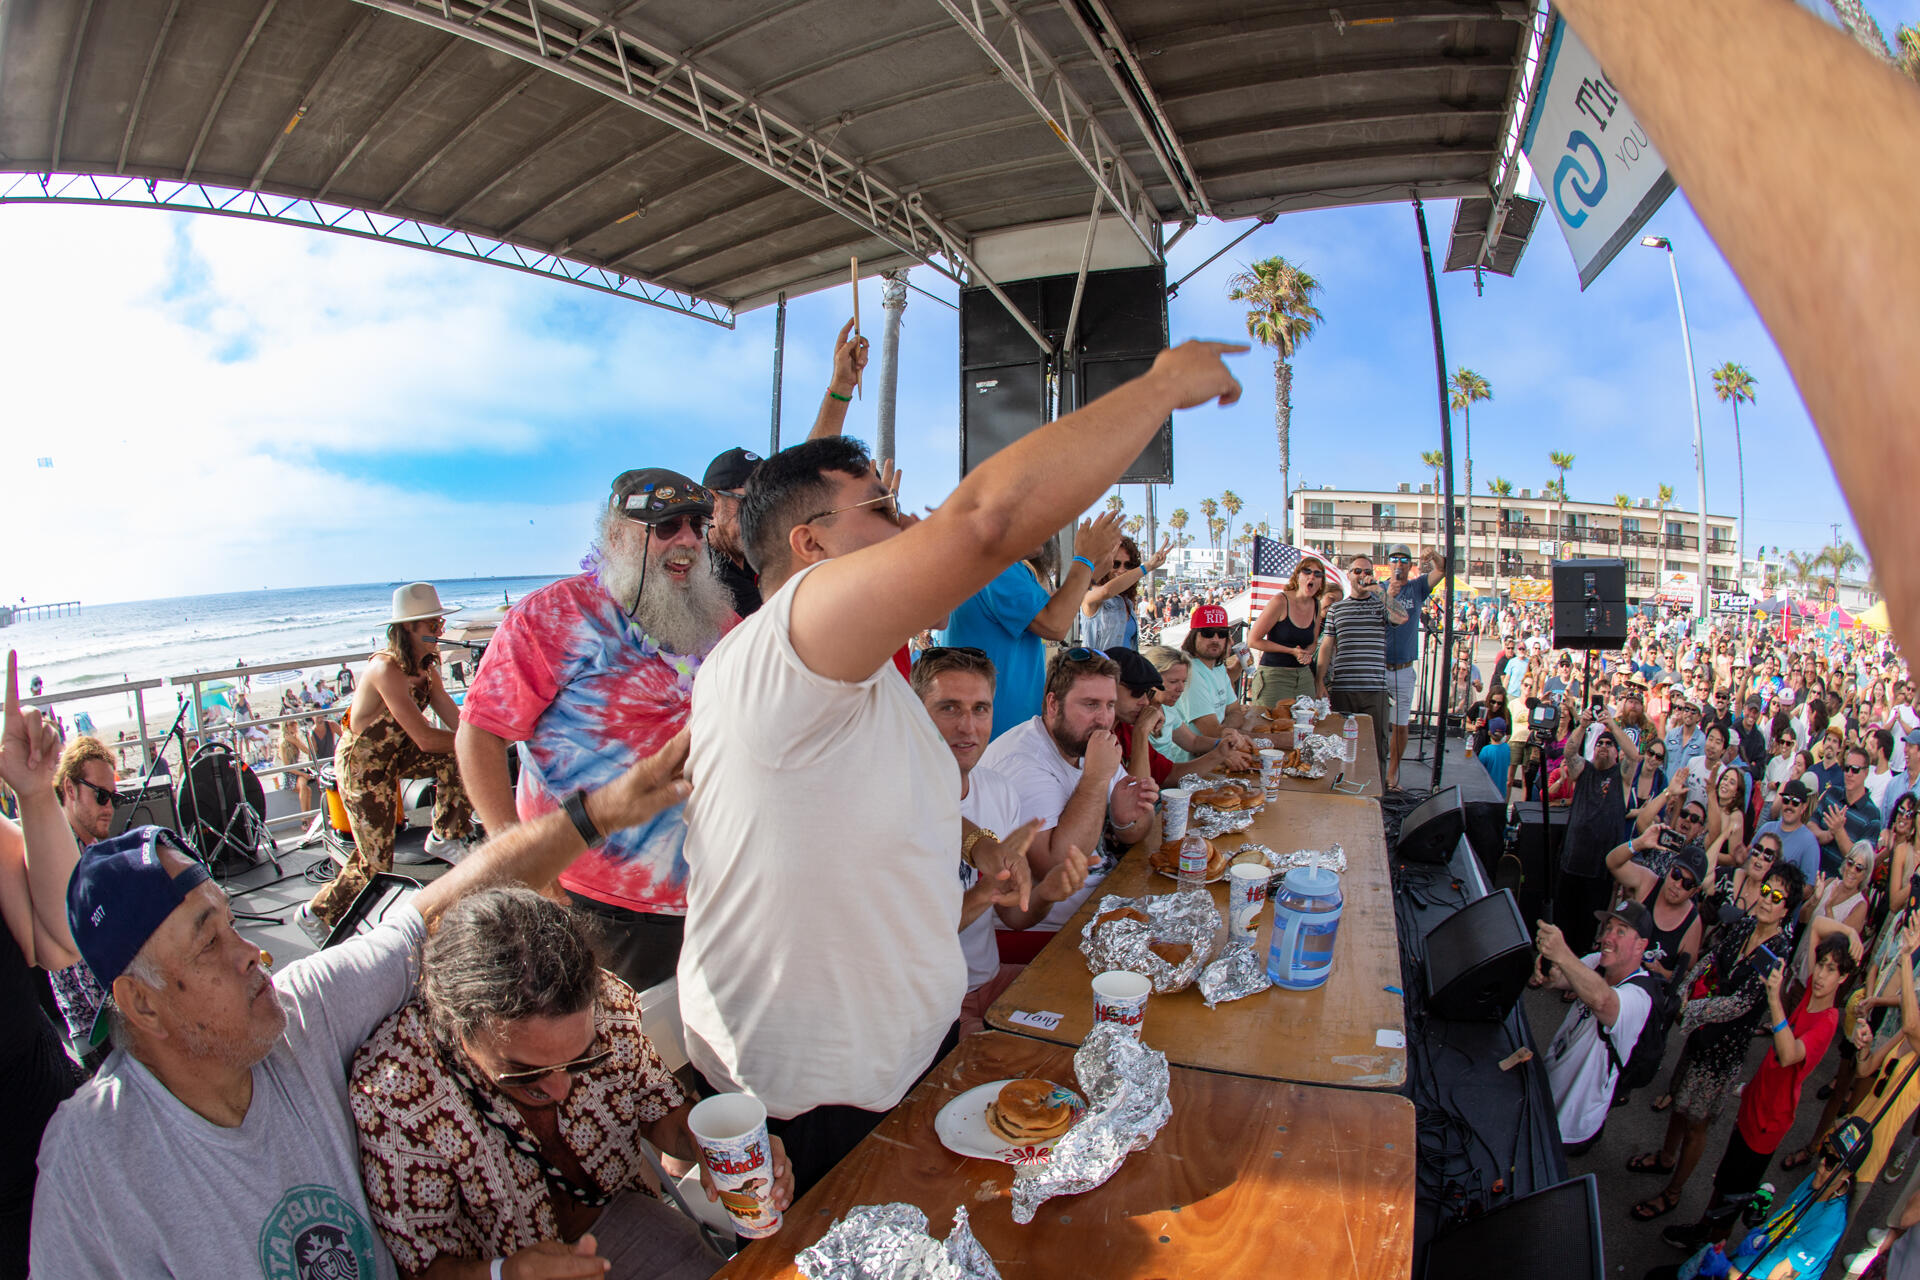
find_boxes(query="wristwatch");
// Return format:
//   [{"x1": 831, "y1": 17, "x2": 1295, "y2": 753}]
[{"x1": 562, "y1": 789, "x2": 603, "y2": 848}]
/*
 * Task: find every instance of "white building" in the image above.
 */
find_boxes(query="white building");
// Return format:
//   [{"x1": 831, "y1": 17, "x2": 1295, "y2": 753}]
[
  {"x1": 1290, "y1": 482, "x2": 1741, "y2": 605},
  {"x1": 1166, "y1": 546, "x2": 1234, "y2": 578}
]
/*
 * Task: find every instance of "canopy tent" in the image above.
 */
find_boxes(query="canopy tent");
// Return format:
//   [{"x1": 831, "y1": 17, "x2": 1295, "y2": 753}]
[
  {"x1": 1828, "y1": 607, "x2": 1857, "y2": 629},
  {"x1": 1754, "y1": 597, "x2": 1786, "y2": 615},
  {"x1": 1859, "y1": 601, "x2": 1892, "y2": 634}
]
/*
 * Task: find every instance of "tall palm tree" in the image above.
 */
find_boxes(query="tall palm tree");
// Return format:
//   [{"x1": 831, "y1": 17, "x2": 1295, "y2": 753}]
[
  {"x1": 1419, "y1": 449, "x2": 1445, "y2": 540},
  {"x1": 1123, "y1": 515, "x2": 1144, "y2": 540},
  {"x1": 1199, "y1": 498, "x2": 1220, "y2": 550},
  {"x1": 1542, "y1": 479, "x2": 1567, "y2": 557},
  {"x1": 1227, "y1": 256, "x2": 1323, "y2": 538},
  {"x1": 1822, "y1": 542, "x2": 1865, "y2": 603},
  {"x1": 1785, "y1": 549, "x2": 1822, "y2": 601},
  {"x1": 1548, "y1": 451, "x2": 1575, "y2": 548},
  {"x1": 1207, "y1": 516, "x2": 1227, "y2": 555},
  {"x1": 1710, "y1": 361, "x2": 1757, "y2": 567},
  {"x1": 1220, "y1": 490, "x2": 1244, "y2": 557},
  {"x1": 1486, "y1": 477, "x2": 1514, "y2": 600},
  {"x1": 1655, "y1": 483, "x2": 1675, "y2": 567},
  {"x1": 1449, "y1": 368, "x2": 1492, "y2": 595},
  {"x1": 1104, "y1": 492, "x2": 1125, "y2": 517},
  {"x1": 1614, "y1": 494, "x2": 1632, "y2": 555}
]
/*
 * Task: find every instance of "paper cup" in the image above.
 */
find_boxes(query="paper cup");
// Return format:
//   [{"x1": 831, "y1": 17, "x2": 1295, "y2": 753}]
[
  {"x1": 1229, "y1": 862, "x2": 1271, "y2": 942},
  {"x1": 1258, "y1": 748, "x2": 1284, "y2": 799},
  {"x1": 1092, "y1": 969, "x2": 1151, "y2": 1039},
  {"x1": 1160, "y1": 787, "x2": 1193, "y2": 840},
  {"x1": 687, "y1": 1093, "x2": 782, "y2": 1238}
]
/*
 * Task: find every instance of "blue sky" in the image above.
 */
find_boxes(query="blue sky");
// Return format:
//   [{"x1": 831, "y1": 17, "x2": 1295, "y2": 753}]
[{"x1": 5, "y1": 0, "x2": 1907, "y2": 604}]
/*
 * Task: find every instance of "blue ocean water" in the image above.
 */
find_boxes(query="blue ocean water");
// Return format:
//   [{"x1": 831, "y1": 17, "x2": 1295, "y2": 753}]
[{"x1": 6, "y1": 575, "x2": 565, "y2": 733}]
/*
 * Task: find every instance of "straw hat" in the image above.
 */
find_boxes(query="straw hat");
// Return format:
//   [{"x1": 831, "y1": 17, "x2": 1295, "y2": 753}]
[{"x1": 389, "y1": 582, "x2": 460, "y2": 625}]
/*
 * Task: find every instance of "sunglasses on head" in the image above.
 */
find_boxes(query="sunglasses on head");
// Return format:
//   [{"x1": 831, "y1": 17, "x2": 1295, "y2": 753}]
[
  {"x1": 1195, "y1": 628, "x2": 1230, "y2": 639},
  {"x1": 923, "y1": 645, "x2": 987, "y2": 661},
  {"x1": 492, "y1": 1043, "x2": 616, "y2": 1090},
  {"x1": 73, "y1": 778, "x2": 116, "y2": 807},
  {"x1": 1063, "y1": 646, "x2": 1101, "y2": 663}
]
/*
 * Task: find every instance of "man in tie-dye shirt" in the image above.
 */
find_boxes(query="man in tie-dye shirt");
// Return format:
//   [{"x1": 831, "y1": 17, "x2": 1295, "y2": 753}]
[{"x1": 458, "y1": 468, "x2": 738, "y2": 991}]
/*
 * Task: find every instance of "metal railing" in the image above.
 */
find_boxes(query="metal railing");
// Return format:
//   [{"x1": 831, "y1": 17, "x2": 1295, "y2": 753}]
[{"x1": 1296, "y1": 512, "x2": 1737, "y2": 558}]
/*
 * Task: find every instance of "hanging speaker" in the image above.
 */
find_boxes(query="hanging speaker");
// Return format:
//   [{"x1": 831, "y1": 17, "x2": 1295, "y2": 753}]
[
  {"x1": 1424, "y1": 1174, "x2": 1603, "y2": 1280},
  {"x1": 1398, "y1": 787, "x2": 1465, "y2": 864},
  {"x1": 1423, "y1": 889, "x2": 1534, "y2": 1022}
]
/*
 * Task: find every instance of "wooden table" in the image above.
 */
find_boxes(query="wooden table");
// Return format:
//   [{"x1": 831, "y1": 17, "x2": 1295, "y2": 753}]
[
  {"x1": 714, "y1": 1031, "x2": 1415, "y2": 1280},
  {"x1": 1235, "y1": 711, "x2": 1382, "y2": 797},
  {"x1": 986, "y1": 790, "x2": 1406, "y2": 1089}
]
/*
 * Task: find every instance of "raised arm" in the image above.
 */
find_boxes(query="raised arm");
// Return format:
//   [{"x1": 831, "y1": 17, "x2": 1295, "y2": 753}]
[
  {"x1": 0, "y1": 654, "x2": 81, "y2": 970},
  {"x1": 1032, "y1": 515, "x2": 1120, "y2": 639},
  {"x1": 1083, "y1": 539, "x2": 1169, "y2": 614},
  {"x1": 1606, "y1": 830, "x2": 1660, "y2": 897},
  {"x1": 791, "y1": 343, "x2": 1243, "y2": 682},
  {"x1": 805, "y1": 319, "x2": 868, "y2": 441}
]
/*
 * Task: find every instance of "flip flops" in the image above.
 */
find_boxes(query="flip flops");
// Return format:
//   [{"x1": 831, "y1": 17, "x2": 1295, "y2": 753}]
[
  {"x1": 1628, "y1": 1151, "x2": 1678, "y2": 1175},
  {"x1": 1631, "y1": 1190, "x2": 1683, "y2": 1222}
]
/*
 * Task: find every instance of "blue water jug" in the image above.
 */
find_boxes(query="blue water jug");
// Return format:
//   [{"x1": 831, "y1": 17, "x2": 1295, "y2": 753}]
[{"x1": 1267, "y1": 866, "x2": 1344, "y2": 990}]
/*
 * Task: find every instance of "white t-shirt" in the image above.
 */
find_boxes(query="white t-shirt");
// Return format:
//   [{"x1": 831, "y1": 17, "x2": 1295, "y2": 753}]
[
  {"x1": 1869, "y1": 766, "x2": 1901, "y2": 813},
  {"x1": 958, "y1": 766, "x2": 1025, "y2": 991},
  {"x1": 977, "y1": 715, "x2": 1126, "y2": 931},
  {"x1": 1544, "y1": 955, "x2": 1652, "y2": 1145},
  {"x1": 678, "y1": 564, "x2": 966, "y2": 1119}
]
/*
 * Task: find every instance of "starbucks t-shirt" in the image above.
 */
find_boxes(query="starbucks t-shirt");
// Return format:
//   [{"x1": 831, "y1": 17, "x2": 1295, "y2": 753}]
[{"x1": 31, "y1": 909, "x2": 425, "y2": 1280}]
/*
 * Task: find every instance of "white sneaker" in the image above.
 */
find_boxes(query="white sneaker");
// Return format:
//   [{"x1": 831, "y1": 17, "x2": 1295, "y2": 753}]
[
  {"x1": 294, "y1": 904, "x2": 331, "y2": 948},
  {"x1": 422, "y1": 832, "x2": 476, "y2": 865}
]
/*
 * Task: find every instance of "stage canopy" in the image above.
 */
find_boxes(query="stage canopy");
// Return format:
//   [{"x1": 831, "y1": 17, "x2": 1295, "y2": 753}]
[{"x1": 1, "y1": 0, "x2": 1543, "y2": 326}]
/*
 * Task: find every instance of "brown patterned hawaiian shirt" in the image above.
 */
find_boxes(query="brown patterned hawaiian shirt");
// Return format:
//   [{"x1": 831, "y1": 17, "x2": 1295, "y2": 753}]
[{"x1": 349, "y1": 972, "x2": 684, "y2": 1273}]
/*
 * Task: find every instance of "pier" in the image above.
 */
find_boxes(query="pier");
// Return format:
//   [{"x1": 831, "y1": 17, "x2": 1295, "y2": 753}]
[{"x1": 0, "y1": 600, "x2": 80, "y2": 626}]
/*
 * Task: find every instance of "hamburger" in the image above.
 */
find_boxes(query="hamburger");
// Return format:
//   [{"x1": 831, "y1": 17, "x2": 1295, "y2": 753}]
[
  {"x1": 985, "y1": 1079, "x2": 1075, "y2": 1145},
  {"x1": 1095, "y1": 906, "x2": 1152, "y2": 928},
  {"x1": 1148, "y1": 940, "x2": 1192, "y2": 967}
]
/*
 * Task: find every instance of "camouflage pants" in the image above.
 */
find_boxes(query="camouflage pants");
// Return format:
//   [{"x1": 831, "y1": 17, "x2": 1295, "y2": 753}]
[{"x1": 308, "y1": 718, "x2": 474, "y2": 926}]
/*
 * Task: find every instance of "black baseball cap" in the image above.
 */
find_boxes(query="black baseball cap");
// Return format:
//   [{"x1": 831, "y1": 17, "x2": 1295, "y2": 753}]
[
  {"x1": 1669, "y1": 843, "x2": 1709, "y2": 886},
  {"x1": 702, "y1": 447, "x2": 762, "y2": 493},
  {"x1": 609, "y1": 468, "x2": 713, "y2": 525},
  {"x1": 1782, "y1": 779, "x2": 1813, "y2": 804},
  {"x1": 1594, "y1": 898, "x2": 1655, "y2": 941},
  {"x1": 1104, "y1": 646, "x2": 1164, "y2": 695}
]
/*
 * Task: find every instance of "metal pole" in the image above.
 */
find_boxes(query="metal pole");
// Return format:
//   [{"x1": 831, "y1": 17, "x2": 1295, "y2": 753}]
[
  {"x1": 1646, "y1": 240, "x2": 1710, "y2": 619},
  {"x1": 1414, "y1": 197, "x2": 1456, "y2": 793},
  {"x1": 876, "y1": 272, "x2": 907, "y2": 463},
  {"x1": 769, "y1": 291, "x2": 786, "y2": 454}
]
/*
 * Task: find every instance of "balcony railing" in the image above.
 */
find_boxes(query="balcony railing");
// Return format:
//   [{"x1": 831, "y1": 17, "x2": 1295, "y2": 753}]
[{"x1": 1296, "y1": 512, "x2": 1734, "y2": 557}]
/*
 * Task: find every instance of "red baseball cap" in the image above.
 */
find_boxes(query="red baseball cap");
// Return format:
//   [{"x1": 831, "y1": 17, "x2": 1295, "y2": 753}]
[{"x1": 1190, "y1": 604, "x2": 1230, "y2": 630}]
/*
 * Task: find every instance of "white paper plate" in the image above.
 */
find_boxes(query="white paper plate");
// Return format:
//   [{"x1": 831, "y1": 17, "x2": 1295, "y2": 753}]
[{"x1": 935, "y1": 1079, "x2": 1087, "y2": 1166}]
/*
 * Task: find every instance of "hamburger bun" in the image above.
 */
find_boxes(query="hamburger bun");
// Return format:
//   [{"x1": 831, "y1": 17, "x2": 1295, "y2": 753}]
[
  {"x1": 1231, "y1": 846, "x2": 1270, "y2": 869},
  {"x1": 1148, "y1": 939, "x2": 1192, "y2": 967},
  {"x1": 1095, "y1": 906, "x2": 1152, "y2": 928},
  {"x1": 1204, "y1": 845, "x2": 1230, "y2": 878},
  {"x1": 1152, "y1": 837, "x2": 1213, "y2": 874},
  {"x1": 985, "y1": 1079, "x2": 1074, "y2": 1145}
]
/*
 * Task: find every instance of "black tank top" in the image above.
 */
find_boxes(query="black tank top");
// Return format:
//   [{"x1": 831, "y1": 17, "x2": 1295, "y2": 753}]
[
  {"x1": 1258, "y1": 600, "x2": 1319, "y2": 669},
  {"x1": 0, "y1": 921, "x2": 81, "y2": 1275},
  {"x1": 1640, "y1": 883, "x2": 1700, "y2": 974}
]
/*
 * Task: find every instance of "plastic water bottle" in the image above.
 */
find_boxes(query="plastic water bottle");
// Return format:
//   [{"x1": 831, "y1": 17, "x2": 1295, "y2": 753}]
[
  {"x1": 1342, "y1": 715, "x2": 1359, "y2": 764},
  {"x1": 1176, "y1": 833, "x2": 1210, "y2": 893},
  {"x1": 1268, "y1": 867, "x2": 1344, "y2": 990}
]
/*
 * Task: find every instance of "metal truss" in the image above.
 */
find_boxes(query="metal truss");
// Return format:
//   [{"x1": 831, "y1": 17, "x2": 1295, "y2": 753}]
[
  {"x1": 347, "y1": 0, "x2": 968, "y2": 284},
  {"x1": 1468, "y1": 0, "x2": 1552, "y2": 272},
  {"x1": 929, "y1": 0, "x2": 1162, "y2": 260},
  {"x1": 0, "y1": 172, "x2": 735, "y2": 326}
]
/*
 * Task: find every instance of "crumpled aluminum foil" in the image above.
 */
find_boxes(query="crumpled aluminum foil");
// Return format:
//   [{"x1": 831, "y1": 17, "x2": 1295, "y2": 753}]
[
  {"x1": 796, "y1": 1204, "x2": 1000, "y2": 1280},
  {"x1": 1079, "y1": 889, "x2": 1220, "y2": 992},
  {"x1": 1198, "y1": 939, "x2": 1273, "y2": 1008},
  {"x1": 1248, "y1": 736, "x2": 1275, "y2": 750},
  {"x1": 1189, "y1": 807, "x2": 1257, "y2": 837},
  {"x1": 1291, "y1": 695, "x2": 1332, "y2": 722},
  {"x1": 1010, "y1": 1024, "x2": 1172, "y2": 1224},
  {"x1": 1274, "y1": 843, "x2": 1347, "y2": 875}
]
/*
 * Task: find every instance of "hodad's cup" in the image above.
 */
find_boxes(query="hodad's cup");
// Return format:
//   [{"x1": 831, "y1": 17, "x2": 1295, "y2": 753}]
[
  {"x1": 1092, "y1": 969, "x2": 1151, "y2": 1039},
  {"x1": 1228, "y1": 862, "x2": 1270, "y2": 942},
  {"x1": 1257, "y1": 748, "x2": 1284, "y2": 799},
  {"x1": 687, "y1": 1093, "x2": 782, "y2": 1238},
  {"x1": 1160, "y1": 787, "x2": 1193, "y2": 841}
]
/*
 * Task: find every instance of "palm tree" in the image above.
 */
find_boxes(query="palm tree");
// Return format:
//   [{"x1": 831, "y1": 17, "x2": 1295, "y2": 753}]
[
  {"x1": 1419, "y1": 449, "x2": 1445, "y2": 540},
  {"x1": 1449, "y1": 368, "x2": 1492, "y2": 594},
  {"x1": 1168, "y1": 507, "x2": 1189, "y2": 541},
  {"x1": 1105, "y1": 492, "x2": 1125, "y2": 517},
  {"x1": 1548, "y1": 451, "x2": 1575, "y2": 547},
  {"x1": 1655, "y1": 483, "x2": 1675, "y2": 566},
  {"x1": 1542, "y1": 480, "x2": 1567, "y2": 557},
  {"x1": 1207, "y1": 516, "x2": 1227, "y2": 555},
  {"x1": 1710, "y1": 361, "x2": 1757, "y2": 567},
  {"x1": 1199, "y1": 498, "x2": 1220, "y2": 550},
  {"x1": 1220, "y1": 490, "x2": 1244, "y2": 556},
  {"x1": 1822, "y1": 541, "x2": 1865, "y2": 603},
  {"x1": 1486, "y1": 477, "x2": 1514, "y2": 600},
  {"x1": 1227, "y1": 256, "x2": 1324, "y2": 538},
  {"x1": 1123, "y1": 515, "x2": 1144, "y2": 541}
]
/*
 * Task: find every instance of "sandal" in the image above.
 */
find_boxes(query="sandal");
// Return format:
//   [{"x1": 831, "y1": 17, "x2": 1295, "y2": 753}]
[
  {"x1": 1650, "y1": 1093, "x2": 1674, "y2": 1113},
  {"x1": 1631, "y1": 1190, "x2": 1683, "y2": 1222},
  {"x1": 1780, "y1": 1147, "x2": 1815, "y2": 1170},
  {"x1": 1627, "y1": 1151, "x2": 1678, "y2": 1174}
]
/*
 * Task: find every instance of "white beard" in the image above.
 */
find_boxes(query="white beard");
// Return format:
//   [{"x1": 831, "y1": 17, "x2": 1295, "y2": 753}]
[{"x1": 600, "y1": 538, "x2": 732, "y2": 656}]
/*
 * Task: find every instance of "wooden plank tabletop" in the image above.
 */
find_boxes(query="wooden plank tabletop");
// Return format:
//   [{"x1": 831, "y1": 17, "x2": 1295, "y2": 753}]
[
  {"x1": 713, "y1": 1031, "x2": 1415, "y2": 1280},
  {"x1": 985, "y1": 790, "x2": 1406, "y2": 1089},
  {"x1": 1233, "y1": 711, "x2": 1382, "y2": 797}
]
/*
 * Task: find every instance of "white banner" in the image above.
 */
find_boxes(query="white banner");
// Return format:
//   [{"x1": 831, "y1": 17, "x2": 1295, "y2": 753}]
[
  {"x1": 1714, "y1": 592, "x2": 1753, "y2": 614},
  {"x1": 1654, "y1": 570, "x2": 1698, "y2": 604},
  {"x1": 1521, "y1": 16, "x2": 1675, "y2": 289}
]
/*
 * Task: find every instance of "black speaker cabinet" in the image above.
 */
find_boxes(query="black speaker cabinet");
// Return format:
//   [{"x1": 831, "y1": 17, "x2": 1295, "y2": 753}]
[
  {"x1": 1399, "y1": 787, "x2": 1465, "y2": 864},
  {"x1": 1424, "y1": 1174, "x2": 1603, "y2": 1280},
  {"x1": 1552, "y1": 557, "x2": 1628, "y2": 650},
  {"x1": 1424, "y1": 889, "x2": 1534, "y2": 1022},
  {"x1": 110, "y1": 779, "x2": 180, "y2": 838}
]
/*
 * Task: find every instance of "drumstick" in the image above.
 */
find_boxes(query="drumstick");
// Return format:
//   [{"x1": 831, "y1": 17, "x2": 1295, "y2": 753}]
[{"x1": 850, "y1": 256, "x2": 862, "y2": 399}]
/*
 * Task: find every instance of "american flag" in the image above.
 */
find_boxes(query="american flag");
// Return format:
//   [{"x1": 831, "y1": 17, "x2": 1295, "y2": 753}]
[{"x1": 1250, "y1": 535, "x2": 1304, "y2": 613}]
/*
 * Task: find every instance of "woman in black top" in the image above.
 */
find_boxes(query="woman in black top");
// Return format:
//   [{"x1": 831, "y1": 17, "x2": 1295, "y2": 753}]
[
  {"x1": 0, "y1": 663, "x2": 87, "y2": 1280},
  {"x1": 1247, "y1": 557, "x2": 1329, "y2": 708}
]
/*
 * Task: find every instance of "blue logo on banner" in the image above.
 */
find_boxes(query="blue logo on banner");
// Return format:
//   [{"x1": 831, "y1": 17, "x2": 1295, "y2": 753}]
[{"x1": 1553, "y1": 130, "x2": 1609, "y2": 228}]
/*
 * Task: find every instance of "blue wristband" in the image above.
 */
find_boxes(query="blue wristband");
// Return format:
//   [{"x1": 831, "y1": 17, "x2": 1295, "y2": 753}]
[
  {"x1": 1772, "y1": 1018, "x2": 1789, "y2": 1035},
  {"x1": 1072, "y1": 555, "x2": 1096, "y2": 572}
]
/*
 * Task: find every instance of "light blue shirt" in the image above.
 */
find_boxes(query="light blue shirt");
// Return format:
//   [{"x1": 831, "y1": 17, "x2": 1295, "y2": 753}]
[
  {"x1": 934, "y1": 561, "x2": 1051, "y2": 742},
  {"x1": 1665, "y1": 724, "x2": 1706, "y2": 777}
]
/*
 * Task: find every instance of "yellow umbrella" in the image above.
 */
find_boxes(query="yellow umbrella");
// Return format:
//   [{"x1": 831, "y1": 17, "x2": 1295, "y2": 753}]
[{"x1": 1859, "y1": 600, "x2": 1891, "y2": 633}]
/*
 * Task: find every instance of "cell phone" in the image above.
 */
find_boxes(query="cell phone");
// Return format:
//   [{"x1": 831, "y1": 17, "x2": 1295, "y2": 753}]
[{"x1": 1658, "y1": 828, "x2": 1687, "y2": 852}]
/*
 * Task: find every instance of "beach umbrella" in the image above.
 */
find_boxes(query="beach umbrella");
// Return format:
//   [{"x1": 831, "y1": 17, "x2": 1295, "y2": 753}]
[{"x1": 252, "y1": 668, "x2": 303, "y2": 687}]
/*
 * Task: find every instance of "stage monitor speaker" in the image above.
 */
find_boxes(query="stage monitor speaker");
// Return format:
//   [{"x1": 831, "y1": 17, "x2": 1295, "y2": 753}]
[
  {"x1": 1423, "y1": 1174, "x2": 1603, "y2": 1280},
  {"x1": 1398, "y1": 786, "x2": 1465, "y2": 864},
  {"x1": 959, "y1": 266, "x2": 1170, "y2": 482},
  {"x1": 1424, "y1": 888, "x2": 1534, "y2": 1022},
  {"x1": 110, "y1": 779, "x2": 180, "y2": 837},
  {"x1": 1551, "y1": 557, "x2": 1628, "y2": 650}
]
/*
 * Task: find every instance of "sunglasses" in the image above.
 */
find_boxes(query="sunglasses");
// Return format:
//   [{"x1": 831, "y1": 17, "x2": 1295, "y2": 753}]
[
  {"x1": 1782, "y1": 796, "x2": 1806, "y2": 807},
  {"x1": 73, "y1": 778, "x2": 117, "y2": 807},
  {"x1": 1300, "y1": 567, "x2": 1326, "y2": 578},
  {"x1": 1648, "y1": 750, "x2": 1667, "y2": 761},
  {"x1": 923, "y1": 645, "x2": 987, "y2": 660},
  {"x1": 493, "y1": 1043, "x2": 616, "y2": 1090},
  {"x1": 1195, "y1": 628, "x2": 1230, "y2": 639},
  {"x1": 1671, "y1": 874, "x2": 1699, "y2": 891},
  {"x1": 1845, "y1": 764, "x2": 1866, "y2": 773},
  {"x1": 1756, "y1": 883, "x2": 1789, "y2": 905},
  {"x1": 628, "y1": 512, "x2": 710, "y2": 541},
  {"x1": 804, "y1": 489, "x2": 900, "y2": 526},
  {"x1": 1063, "y1": 646, "x2": 1101, "y2": 662}
]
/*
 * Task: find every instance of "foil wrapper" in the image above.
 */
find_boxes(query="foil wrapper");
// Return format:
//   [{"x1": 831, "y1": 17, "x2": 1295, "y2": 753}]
[
  {"x1": 1010, "y1": 1024, "x2": 1172, "y2": 1224},
  {"x1": 1198, "y1": 939, "x2": 1273, "y2": 1007},
  {"x1": 1291, "y1": 695, "x2": 1332, "y2": 722},
  {"x1": 796, "y1": 1204, "x2": 1001, "y2": 1280},
  {"x1": 1079, "y1": 889, "x2": 1220, "y2": 992},
  {"x1": 1190, "y1": 807, "x2": 1257, "y2": 837},
  {"x1": 1248, "y1": 736, "x2": 1275, "y2": 750},
  {"x1": 1273, "y1": 843, "x2": 1347, "y2": 875}
]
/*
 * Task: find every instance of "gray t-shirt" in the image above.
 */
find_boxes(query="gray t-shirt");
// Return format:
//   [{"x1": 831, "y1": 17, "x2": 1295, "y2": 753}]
[{"x1": 31, "y1": 907, "x2": 426, "y2": 1280}]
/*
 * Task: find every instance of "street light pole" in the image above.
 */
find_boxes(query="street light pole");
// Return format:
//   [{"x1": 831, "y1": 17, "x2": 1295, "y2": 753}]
[{"x1": 1642, "y1": 236, "x2": 1711, "y2": 620}]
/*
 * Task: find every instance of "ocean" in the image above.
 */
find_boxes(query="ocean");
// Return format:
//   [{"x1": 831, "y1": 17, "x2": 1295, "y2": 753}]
[{"x1": 6, "y1": 575, "x2": 566, "y2": 738}]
